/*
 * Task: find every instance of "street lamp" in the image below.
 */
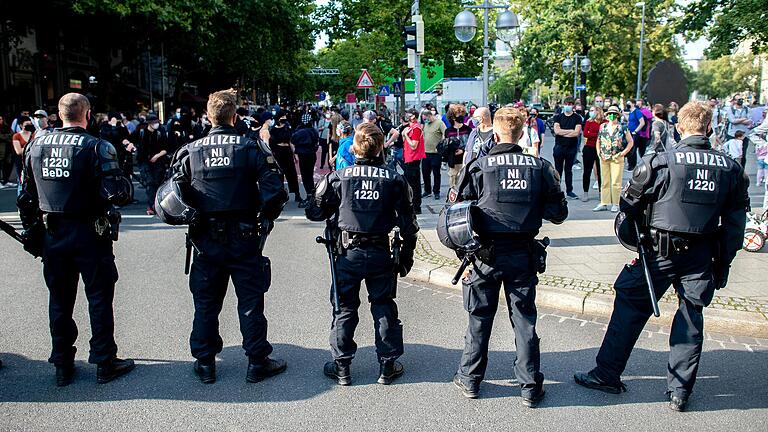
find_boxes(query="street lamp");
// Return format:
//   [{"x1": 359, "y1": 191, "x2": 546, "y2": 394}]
[
  {"x1": 636, "y1": 2, "x2": 646, "y2": 100},
  {"x1": 453, "y1": 10, "x2": 477, "y2": 43},
  {"x1": 454, "y1": 2, "x2": 519, "y2": 106},
  {"x1": 561, "y1": 54, "x2": 590, "y2": 100}
]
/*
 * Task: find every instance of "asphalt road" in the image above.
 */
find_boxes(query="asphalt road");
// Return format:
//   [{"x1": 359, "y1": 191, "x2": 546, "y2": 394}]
[{"x1": 1, "y1": 191, "x2": 767, "y2": 431}]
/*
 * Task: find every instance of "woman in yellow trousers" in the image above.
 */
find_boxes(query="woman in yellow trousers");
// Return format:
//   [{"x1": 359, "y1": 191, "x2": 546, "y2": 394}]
[{"x1": 594, "y1": 105, "x2": 634, "y2": 213}]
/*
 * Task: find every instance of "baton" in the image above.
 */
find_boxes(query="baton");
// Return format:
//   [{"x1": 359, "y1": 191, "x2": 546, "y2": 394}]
[
  {"x1": 0, "y1": 219, "x2": 24, "y2": 244},
  {"x1": 634, "y1": 220, "x2": 661, "y2": 317},
  {"x1": 451, "y1": 255, "x2": 472, "y2": 285},
  {"x1": 184, "y1": 232, "x2": 192, "y2": 275},
  {"x1": 316, "y1": 219, "x2": 341, "y2": 313}
]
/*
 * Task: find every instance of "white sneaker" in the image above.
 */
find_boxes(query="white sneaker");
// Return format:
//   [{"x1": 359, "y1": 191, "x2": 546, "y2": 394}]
[
  {"x1": 611, "y1": 204, "x2": 619, "y2": 212},
  {"x1": 4, "y1": 182, "x2": 17, "y2": 188},
  {"x1": 592, "y1": 205, "x2": 608, "y2": 212},
  {"x1": 580, "y1": 194, "x2": 589, "y2": 202},
  {"x1": 573, "y1": 164, "x2": 582, "y2": 170},
  {"x1": 592, "y1": 181, "x2": 599, "y2": 190}
]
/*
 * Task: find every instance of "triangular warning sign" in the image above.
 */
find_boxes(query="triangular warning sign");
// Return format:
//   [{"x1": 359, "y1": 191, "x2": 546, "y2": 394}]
[{"x1": 356, "y1": 69, "x2": 374, "y2": 89}]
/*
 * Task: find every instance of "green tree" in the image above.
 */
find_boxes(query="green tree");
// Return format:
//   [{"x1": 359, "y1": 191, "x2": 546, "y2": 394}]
[
  {"x1": 678, "y1": 0, "x2": 768, "y2": 57},
  {"x1": 692, "y1": 54, "x2": 760, "y2": 99},
  {"x1": 511, "y1": 0, "x2": 682, "y2": 101},
  {"x1": 315, "y1": 0, "x2": 484, "y2": 97}
]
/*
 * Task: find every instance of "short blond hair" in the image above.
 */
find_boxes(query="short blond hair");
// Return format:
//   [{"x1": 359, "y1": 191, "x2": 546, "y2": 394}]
[
  {"x1": 492, "y1": 107, "x2": 526, "y2": 142},
  {"x1": 207, "y1": 89, "x2": 238, "y2": 126},
  {"x1": 352, "y1": 122, "x2": 384, "y2": 158},
  {"x1": 58, "y1": 93, "x2": 90, "y2": 122},
  {"x1": 677, "y1": 101, "x2": 712, "y2": 135}
]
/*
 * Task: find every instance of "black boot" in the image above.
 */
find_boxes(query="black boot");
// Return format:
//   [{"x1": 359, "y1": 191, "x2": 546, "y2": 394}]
[
  {"x1": 323, "y1": 361, "x2": 351, "y2": 386},
  {"x1": 377, "y1": 360, "x2": 404, "y2": 385},
  {"x1": 521, "y1": 385, "x2": 546, "y2": 408},
  {"x1": 194, "y1": 360, "x2": 216, "y2": 384},
  {"x1": 452, "y1": 374, "x2": 479, "y2": 399},
  {"x1": 246, "y1": 357, "x2": 287, "y2": 383},
  {"x1": 97, "y1": 358, "x2": 135, "y2": 384},
  {"x1": 668, "y1": 393, "x2": 688, "y2": 412},
  {"x1": 56, "y1": 364, "x2": 76, "y2": 387},
  {"x1": 574, "y1": 371, "x2": 626, "y2": 394}
]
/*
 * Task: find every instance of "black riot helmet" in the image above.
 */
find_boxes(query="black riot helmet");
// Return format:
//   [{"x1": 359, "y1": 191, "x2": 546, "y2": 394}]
[
  {"x1": 614, "y1": 212, "x2": 638, "y2": 252},
  {"x1": 437, "y1": 202, "x2": 482, "y2": 252},
  {"x1": 155, "y1": 179, "x2": 197, "y2": 225}
]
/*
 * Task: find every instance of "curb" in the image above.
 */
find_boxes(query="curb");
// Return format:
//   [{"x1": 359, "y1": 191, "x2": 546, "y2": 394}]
[{"x1": 408, "y1": 259, "x2": 768, "y2": 339}]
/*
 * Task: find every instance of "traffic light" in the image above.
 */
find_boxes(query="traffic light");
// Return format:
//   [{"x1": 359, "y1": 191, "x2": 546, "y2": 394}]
[{"x1": 401, "y1": 15, "x2": 424, "y2": 69}]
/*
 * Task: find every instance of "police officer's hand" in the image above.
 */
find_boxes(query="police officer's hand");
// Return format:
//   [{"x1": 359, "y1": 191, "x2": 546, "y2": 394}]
[
  {"x1": 397, "y1": 253, "x2": 414, "y2": 277},
  {"x1": 21, "y1": 225, "x2": 44, "y2": 258},
  {"x1": 714, "y1": 265, "x2": 730, "y2": 290}
]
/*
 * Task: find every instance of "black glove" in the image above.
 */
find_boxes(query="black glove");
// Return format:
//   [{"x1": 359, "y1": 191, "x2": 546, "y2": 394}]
[
  {"x1": 713, "y1": 265, "x2": 729, "y2": 290},
  {"x1": 21, "y1": 225, "x2": 45, "y2": 258},
  {"x1": 397, "y1": 254, "x2": 414, "y2": 277}
]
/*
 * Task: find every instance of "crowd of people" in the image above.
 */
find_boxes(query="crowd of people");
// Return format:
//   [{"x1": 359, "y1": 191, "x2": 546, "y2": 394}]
[{"x1": 1, "y1": 92, "x2": 766, "y2": 216}]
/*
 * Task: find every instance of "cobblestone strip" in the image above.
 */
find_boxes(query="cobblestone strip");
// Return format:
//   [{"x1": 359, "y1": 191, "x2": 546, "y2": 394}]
[{"x1": 415, "y1": 234, "x2": 768, "y2": 315}]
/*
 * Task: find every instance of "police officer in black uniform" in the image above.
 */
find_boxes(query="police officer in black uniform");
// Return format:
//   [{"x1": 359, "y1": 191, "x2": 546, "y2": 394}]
[
  {"x1": 18, "y1": 93, "x2": 134, "y2": 387},
  {"x1": 306, "y1": 122, "x2": 419, "y2": 386},
  {"x1": 574, "y1": 101, "x2": 749, "y2": 412},
  {"x1": 450, "y1": 107, "x2": 568, "y2": 406},
  {"x1": 165, "y1": 89, "x2": 289, "y2": 384}
]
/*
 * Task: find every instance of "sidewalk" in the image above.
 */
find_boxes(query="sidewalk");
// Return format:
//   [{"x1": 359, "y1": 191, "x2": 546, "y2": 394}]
[{"x1": 410, "y1": 220, "x2": 768, "y2": 338}]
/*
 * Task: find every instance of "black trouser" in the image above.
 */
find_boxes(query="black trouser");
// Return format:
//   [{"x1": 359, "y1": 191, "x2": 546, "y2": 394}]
[
  {"x1": 553, "y1": 144, "x2": 577, "y2": 194},
  {"x1": 273, "y1": 145, "x2": 300, "y2": 195},
  {"x1": 404, "y1": 159, "x2": 422, "y2": 211},
  {"x1": 456, "y1": 244, "x2": 543, "y2": 398},
  {"x1": 582, "y1": 146, "x2": 601, "y2": 193},
  {"x1": 188, "y1": 223, "x2": 273, "y2": 363},
  {"x1": 421, "y1": 153, "x2": 442, "y2": 195},
  {"x1": 140, "y1": 162, "x2": 166, "y2": 209},
  {"x1": 0, "y1": 142, "x2": 13, "y2": 183},
  {"x1": 626, "y1": 134, "x2": 648, "y2": 170},
  {"x1": 330, "y1": 243, "x2": 402, "y2": 364},
  {"x1": 591, "y1": 239, "x2": 715, "y2": 399},
  {"x1": 329, "y1": 140, "x2": 339, "y2": 172},
  {"x1": 318, "y1": 138, "x2": 329, "y2": 169},
  {"x1": 43, "y1": 218, "x2": 119, "y2": 365},
  {"x1": 297, "y1": 152, "x2": 317, "y2": 197}
]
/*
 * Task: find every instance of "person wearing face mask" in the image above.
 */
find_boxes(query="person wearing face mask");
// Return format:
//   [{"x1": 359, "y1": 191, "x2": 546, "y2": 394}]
[
  {"x1": 625, "y1": 99, "x2": 650, "y2": 171},
  {"x1": 593, "y1": 106, "x2": 633, "y2": 212},
  {"x1": 420, "y1": 109, "x2": 447, "y2": 200},
  {"x1": 463, "y1": 107, "x2": 493, "y2": 164},
  {"x1": 581, "y1": 106, "x2": 605, "y2": 201},
  {"x1": 193, "y1": 113, "x2": 212, "y2": 140},
  {"x1": 269, "y1": 110, "x2": 302, "y2": 203},
  {"x1": 552, "y1": 97, "x2": 583, "y2": 200},
  {"x1": 593, "y1": 94, "x2": 605, "y2": 109},
  {"x1": 32, "y1": 110, "x2": 54, "y2": 138},
  {"x1": 132, "y1": 114, "x2": 170, "y2": 215},
  {"x1": 726, "y1": 96, "x2": 752, "y2": 165},
  {"x1": 444, "y1": 104, "x2": 471, "y2": 189},
  {"x1": 334, "y1": 121, "x2": 355, "y2": 170},
  {"x1": 351, "y1": 110, "x2": 364, "y2": 129}
]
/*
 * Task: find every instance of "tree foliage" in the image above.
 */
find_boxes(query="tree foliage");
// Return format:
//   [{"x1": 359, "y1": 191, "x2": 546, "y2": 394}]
[
  {"x1": 677, "y1": 0, "x2": 768, "y2": 57},
  {"x1": 692, "y1": 54, "x2": 760, "y2": 99},
  {"x1": 511, "y1": 0, "x2": 682, "y2": 99},
  {"x1": 315, "y1": 0, "x2": 484, "y2": 96}
]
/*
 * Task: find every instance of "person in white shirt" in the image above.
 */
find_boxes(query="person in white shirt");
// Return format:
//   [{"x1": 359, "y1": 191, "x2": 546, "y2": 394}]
[{"x1": 722, "y1": 130, "x2": 745, "y2": 166}]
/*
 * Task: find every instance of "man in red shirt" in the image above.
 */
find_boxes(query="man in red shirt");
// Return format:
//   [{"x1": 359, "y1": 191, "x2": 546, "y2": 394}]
[{"x1": 402, "y1": 109, "x2": 426, "y2": 214}]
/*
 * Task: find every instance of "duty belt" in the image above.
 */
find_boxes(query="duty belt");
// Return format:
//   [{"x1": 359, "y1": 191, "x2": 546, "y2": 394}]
[
  {"x1": 195, "y1": 217, "x2": 260, "y2": 242},
  {"x1": 650, "y1": 229, "x2": 693, "y2": 258},
  {"x1": 340, "y1": 231, "x2": 389, "y2": 249}
]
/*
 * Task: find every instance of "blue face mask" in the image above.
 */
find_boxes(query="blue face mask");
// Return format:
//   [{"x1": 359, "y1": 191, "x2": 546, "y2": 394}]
[{"x1": 563, "y1": 105, "x2": 574, "y2": 114}]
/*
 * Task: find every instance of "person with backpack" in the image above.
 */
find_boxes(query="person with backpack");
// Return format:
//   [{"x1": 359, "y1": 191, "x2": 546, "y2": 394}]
[{"x1": 132, "y1": 114, "x2": 170, "y2": 215}]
